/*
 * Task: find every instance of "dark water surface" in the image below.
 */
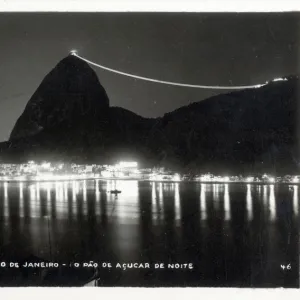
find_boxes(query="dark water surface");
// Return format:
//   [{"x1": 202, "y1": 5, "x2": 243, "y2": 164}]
[{"x1": 0, "y1": 180, "x2": 298, "y2": 287}]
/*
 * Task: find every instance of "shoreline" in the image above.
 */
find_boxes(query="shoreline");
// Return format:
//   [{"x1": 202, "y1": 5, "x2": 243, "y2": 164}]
[{"x1": 0, "y1": 176, "x2": 298, "y2": 185}]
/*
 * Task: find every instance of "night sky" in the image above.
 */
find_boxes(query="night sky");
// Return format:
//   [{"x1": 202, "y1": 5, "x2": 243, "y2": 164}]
[{"x1": 0, "y1": 12, "x2": 299, "y2": 142}]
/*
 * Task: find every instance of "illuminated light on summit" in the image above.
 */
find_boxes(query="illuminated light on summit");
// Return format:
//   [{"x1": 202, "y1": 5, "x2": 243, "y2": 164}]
[
  {"x1": 264, "y1": 77, "x2": 288, "y2": 85},
  {"x1": 70, "y1": 49, "x2": 78, "y2": 56},
  {"x1": 254, "y1": 83, "x2": 265, "y2": 88},
  {"x1": 272, "y1": 77, "x2": 288, "y2": 82},
  {"x1": 292, "y1": 177, "x2": 299, "y2": 183}
]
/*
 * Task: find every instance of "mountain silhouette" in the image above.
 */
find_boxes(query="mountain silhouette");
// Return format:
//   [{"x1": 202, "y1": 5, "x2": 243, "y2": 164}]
[
  {"x1": 10, "y1": 55, "x2": 110, "y2": 140},
  {"x1": 1, "y1": 55, "x2": 300, "y2": 175}
]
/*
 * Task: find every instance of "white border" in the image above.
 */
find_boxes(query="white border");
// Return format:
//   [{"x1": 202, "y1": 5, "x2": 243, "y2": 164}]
[
  {"x1": 1, "y1": 287, "x2": 300, "y2": 299},
  {"x1": 0, "y1": 0, "x2": 299, "y2": 298},
  {"x1": 0, "y1": 0, "x2": 299, "y2": 12}
]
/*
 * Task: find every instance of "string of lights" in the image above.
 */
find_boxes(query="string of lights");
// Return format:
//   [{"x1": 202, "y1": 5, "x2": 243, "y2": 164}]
[{"x1": 70, "y1": 50, "x2": 270, "y2": 90}]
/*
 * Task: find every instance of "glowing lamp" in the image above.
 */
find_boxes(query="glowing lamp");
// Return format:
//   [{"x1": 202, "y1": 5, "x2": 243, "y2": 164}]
[
  {"x1": 118, "y1": 161, "x2": 138, "y2": 168},
  {"x1": 272, "y1": 77, "x2": 287, "y2": 82},
  {"x1": 222, "y1": 176, "x2": 230, "y2": 182},
  {"x1": 150, "y1": 174, "x2": 163, "y2": 181},
  {"x1": 173, "y1": 174, "x2": 181, "y2": 182},
  {"x1": 41, "y1": 162, "x2": 51, "y2": 169},
  {"x1": 200, "y1": 175, "x2": 211, "y2": 182},
  {"x1": 70, "y1": 49, "x2": 78, "y2": 56}
]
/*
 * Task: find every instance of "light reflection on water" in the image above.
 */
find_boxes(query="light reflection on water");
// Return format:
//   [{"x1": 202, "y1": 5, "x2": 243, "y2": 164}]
[
  {"x1": 95, "y1": 180, "x2": 101, "y2": 216},
  {"x1": 269, "y1": 185, "x2": 276, "y2": 221},
  {"x1": 0, "y1": 180, "x2": 296, "y2": 224},
  {"x1": 174, "y1": 182, "x2": 181, "y2": 222},
  {"x1": 224, "y1": 184, "x2": 231, "y2": 221},
  {"x1": 0, "y1": 180, "x2": 298, "y2": 287},
  {"x1": 64, "y1": 182, "x2": 68, "y2": 201},
  {"x1": 151, "y1": 182, "x2": 157, "y2": 224},
  {"x1": 19, "y1": 182, "x2": 24, "y2": 218},
  {"x1": 4, "y1": 182, "x2": 8, "y2": 218},
  {"x1": 46, "y1": 183, "x2": 51, "y2": 218},
  {"x1": 246, "y1": 184, "x2": 253, "y2": 221},
  {"x1": 83, "y1": 180, "x2": 87, "y2": 202},
  {"x1": 213, "y1": 184, "x2": 220, "y2": 210},
  {"x1": 200, "y1": 184, "x2": 207, "y2": 220},
  {"x1": 159, "y1": 182, "x2": 164, "y2": 221},
  {"x1": 36, "y1": 182, "x2": 40, "y2": 201},
  {"x1": 263, "y1": 185, "x2": 268, "y2": 207},
  {"x1": 112, "y1": 180, "x2": 139, "y2": 220},
  {"x1": 0, "y1": 181, "x2": 297, "y2": 222},
  {"x1": 293, "y1": 186, "x2": 298, "y2": 216},
  {"x1": 72, "y1": 181, "x2": 76, "y2": 202},
  {"x1": 83, "y1": 180, "x2": 87, "y2": 217}
]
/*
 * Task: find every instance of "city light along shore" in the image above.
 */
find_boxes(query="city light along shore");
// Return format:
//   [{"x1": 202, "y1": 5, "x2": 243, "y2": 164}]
[{"x1": 0, "y1": 160, "x2": 299, "y2": 185}]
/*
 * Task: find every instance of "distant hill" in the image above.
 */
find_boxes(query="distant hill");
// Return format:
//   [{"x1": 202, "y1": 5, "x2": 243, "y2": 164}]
[{"x1": 1, "y1": 54, "x2": 299, "y2": 175}]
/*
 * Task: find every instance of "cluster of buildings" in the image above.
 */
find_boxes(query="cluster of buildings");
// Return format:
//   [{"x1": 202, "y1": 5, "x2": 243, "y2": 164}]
[
  {"x1": 0, "y1": 161, "x2": 181, "y2": 182},
  {"x1": 0, "y1": 161, "x2": 299, "y2": 184},
  {"x1": 196, "y1": 173, "x2": 300, "y2": 184}
]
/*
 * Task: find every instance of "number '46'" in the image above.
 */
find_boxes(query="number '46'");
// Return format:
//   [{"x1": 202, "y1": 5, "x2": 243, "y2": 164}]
[{"x1": 281, "y1": 264, "x2": 291, "y2": 270}]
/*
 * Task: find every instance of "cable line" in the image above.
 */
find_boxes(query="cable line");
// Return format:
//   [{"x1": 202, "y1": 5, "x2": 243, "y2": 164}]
[{"x1": 71, "y1": 51, "x2": 269, "y2": 90}]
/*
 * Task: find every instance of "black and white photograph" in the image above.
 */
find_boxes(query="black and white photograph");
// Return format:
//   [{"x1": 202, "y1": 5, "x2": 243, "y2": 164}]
[{"x1": 0, "y1": 11, "x2": 299, "y2": 288}]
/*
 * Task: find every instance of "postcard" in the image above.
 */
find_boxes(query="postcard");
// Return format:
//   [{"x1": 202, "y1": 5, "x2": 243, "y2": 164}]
[{"x1": 0, "y1": 11, "x2": 298, "y2": 288}]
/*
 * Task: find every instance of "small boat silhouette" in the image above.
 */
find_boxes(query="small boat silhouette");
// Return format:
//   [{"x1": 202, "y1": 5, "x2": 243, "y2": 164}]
[{"x1": 110, "y1": 189, "x2": 121, "y2": 194}]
